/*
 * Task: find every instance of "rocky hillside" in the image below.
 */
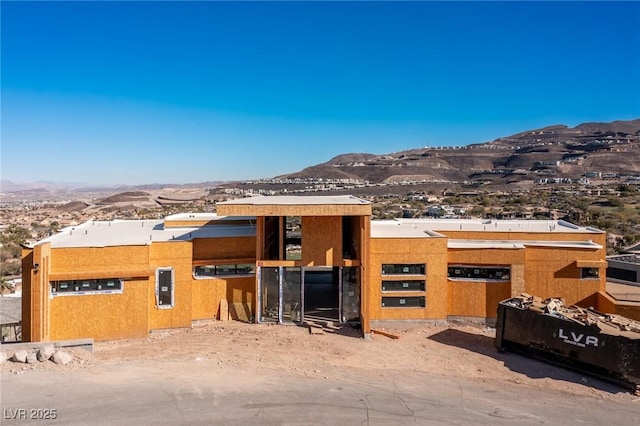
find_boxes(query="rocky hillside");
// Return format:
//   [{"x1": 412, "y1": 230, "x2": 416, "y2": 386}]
[{"x1": 280, "y1": 119, "x2": 640, "y2": 185}]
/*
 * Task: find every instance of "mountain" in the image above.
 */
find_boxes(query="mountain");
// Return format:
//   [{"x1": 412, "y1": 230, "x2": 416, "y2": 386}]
[
  {"x1": 278, "y1": 119, "x2": 640, "y2": 186},
  {"x1": 0, "y1": 180, "x2": 227, "y2": 204}
]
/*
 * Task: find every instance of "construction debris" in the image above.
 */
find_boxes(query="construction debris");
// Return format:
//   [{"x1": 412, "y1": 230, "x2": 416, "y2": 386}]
[
  {"x1": 496, "y1": 294, "x2": 640, "y2": 394},
  {"x1": 501, "y1": 294, "x2": 640, "y2": 335},
  {"x1": 308, "y1": 324, "x2": 325, "y2": 335},
  {"x1": 371, "y1": 329, "x2": 400, "y2": 340}
]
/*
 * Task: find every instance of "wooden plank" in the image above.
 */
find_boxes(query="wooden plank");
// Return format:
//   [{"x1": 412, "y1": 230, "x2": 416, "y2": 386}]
[
  {"x1": 219, "y1": 298, "x2": 229, "y2": 321},
  {"x1": 371, "y1": 329, "x2": 400, "y2": 339},
  {"x1": 309, "y1": 325, "x2": 325, "y2": 335}
]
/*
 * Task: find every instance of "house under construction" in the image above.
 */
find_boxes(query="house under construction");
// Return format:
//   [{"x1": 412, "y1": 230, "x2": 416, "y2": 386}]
[{"x1": 20, "y1": 195, "x2": 637, "y2": 342}]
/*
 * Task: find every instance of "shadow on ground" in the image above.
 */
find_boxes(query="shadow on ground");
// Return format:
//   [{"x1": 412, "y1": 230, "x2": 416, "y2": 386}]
[{"x1": 428, "y1": 328, "x2": 629, "y2": 394}]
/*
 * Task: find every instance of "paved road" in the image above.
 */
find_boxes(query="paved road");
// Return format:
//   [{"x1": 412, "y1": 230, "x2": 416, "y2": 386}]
[{"x1": 2, "y1": 361, "x2": 639, "y2": 425}]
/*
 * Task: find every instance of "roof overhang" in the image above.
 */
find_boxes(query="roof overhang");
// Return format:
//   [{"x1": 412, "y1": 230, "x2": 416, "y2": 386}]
[
  {"x1": 448, "y1": 240, "x2": 525, "y2": 249},
  {"x1": 575, "y1": 260, "x2": 607, "y2": 268},
  {"x1": 216, "y1": 195, "x2": 372, "y2": 217},
  {"x1": 447, "y1": 240, "x2": 603, "y2": 250}
]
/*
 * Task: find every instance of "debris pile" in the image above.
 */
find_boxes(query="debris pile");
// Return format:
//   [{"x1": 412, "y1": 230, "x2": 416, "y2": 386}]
[
  {"x1": 497, "y1": 293, "x2": 640, "y2": 394},
  {"x1": 501, "y1": 293, "x2": 640, "y2": 336}
]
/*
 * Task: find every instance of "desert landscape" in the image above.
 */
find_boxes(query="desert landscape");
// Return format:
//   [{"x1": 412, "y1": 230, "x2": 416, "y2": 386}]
[{"x1": 3, "y1": 321, "x2": 640, "y2": 424}]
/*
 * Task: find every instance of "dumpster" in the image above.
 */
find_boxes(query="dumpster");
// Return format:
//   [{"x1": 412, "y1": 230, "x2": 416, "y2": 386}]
[{"x1": 495, "y1": 294, "x2": 640, "y2": 393}]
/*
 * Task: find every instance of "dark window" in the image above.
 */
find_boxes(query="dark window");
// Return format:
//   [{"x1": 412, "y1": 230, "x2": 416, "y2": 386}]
[
  {"x1": 581, "y1": 267, "x2": 600, "y2": 279},
  {"x1": 342, "y1": 216, "x2": 357, "y2": 259},
  {"x1": 448, "y1": 266, "x2": 510, "y2": 280},
  {"x1": 156, "y1": 268, "x2": 174, "y2": 308},
  {"x1": 50, "y1": 278, "x2": 123, "y2": 294},
  {"x1": 194, "y1": 263, "x2": 256, "y2": 277},
  {"x1": 606, "y1": 267, "x2": 637, "y2": 283},
  {"x1": 382, "y1": 264, "x2": 425, "y2": 275},
  {"x1": 381, "y1": 280, "x2": 425, "y2": 292},
  {"x1": 264, "y1": 216, "x2": 281, "y2": 260},
  {"x1": 381, "y1": 296, "x2": 426, "y2": 308}
]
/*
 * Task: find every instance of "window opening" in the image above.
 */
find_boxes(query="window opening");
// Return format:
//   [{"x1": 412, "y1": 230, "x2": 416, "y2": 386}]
[{"x1": 156, "y1": 267, "x2": 175, "y2": 309}]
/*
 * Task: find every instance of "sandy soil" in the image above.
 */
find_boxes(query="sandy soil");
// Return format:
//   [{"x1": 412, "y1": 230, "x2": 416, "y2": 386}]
[{"x1": 4, "y1": 321, "x2": 637, "y2": 403}]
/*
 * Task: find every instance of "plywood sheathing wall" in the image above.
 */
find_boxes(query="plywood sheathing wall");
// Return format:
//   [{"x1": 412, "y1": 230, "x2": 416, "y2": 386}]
[{"x1": 369, "y1": 236, "x2": 448, "y2": 321}]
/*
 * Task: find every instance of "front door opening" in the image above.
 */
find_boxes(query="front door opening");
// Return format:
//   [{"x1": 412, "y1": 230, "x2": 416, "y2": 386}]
[
  {"x1": 258, "y1": 266, "x2": 359, "y2": 325},
  {"x1": 303, "y1": 268, "x2": 339, "y2": 322}
]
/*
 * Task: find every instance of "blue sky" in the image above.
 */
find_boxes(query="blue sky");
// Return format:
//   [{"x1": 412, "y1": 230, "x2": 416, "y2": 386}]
[{"x1": 2, "y1": 1, "x2": 639, "y2": 186}]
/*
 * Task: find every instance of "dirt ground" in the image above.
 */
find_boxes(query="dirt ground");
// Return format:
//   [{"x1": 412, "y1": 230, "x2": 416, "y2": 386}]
[{"x1": 3, "y1": 321, "x2": 638, "y2": 404}]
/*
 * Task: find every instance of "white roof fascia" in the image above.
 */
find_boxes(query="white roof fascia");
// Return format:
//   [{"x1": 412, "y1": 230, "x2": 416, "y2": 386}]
[{"x1": 220, "y1": 195, "x2": 370, "y2": 206}]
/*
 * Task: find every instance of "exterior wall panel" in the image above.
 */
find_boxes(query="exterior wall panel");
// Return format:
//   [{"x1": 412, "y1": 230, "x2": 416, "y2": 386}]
[
  {"x1": 597, "y1": 292, "x2": 640, "y2": 321},
  {"x1": 49, "y1": 278, "x2": 149, "y2": 341},
  {"x1": 226, "y1": 277, "x2": 255, "y2": 322},
  {"x1": 148, "y1": 241, "x2": 193, "y2": 331},
  {"x1": 191, "y1": 276, "x2": 255, "y2": 321},
  {"x1": 524, "y1": 246, "x2": 604, "y2": 306},
  {"x1": 192, "y1": 236, "x2": 255, "y2": 262},
  {"x1": 446, "y1": 248, "x2": 521, "y2": 318},
  {"x1": 369, "y1": 237, "x2": 448, "y2": 321},
  {"x1": 191, "y1": 278, "x2": 224, "y2": 320},
  {"x1": 301, "y1": 216, "x2": 342, "y2": 266},
  {"x1": 51, "y1": 246, "x2": 149, "y2": 275}
]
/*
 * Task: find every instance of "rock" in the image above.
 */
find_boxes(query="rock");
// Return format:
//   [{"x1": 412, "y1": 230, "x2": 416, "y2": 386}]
[
  {"x1": 26, "y1": 352, "x2": 38, "y2": 364},
  {"x1": 12, "y1": 350, "x2": 28, "y2": 363},
  {"x1": 37, "y1": 344, "x2": 56, "y2": 362},
  {"x1": 0, "y1": 352, "x2": 7, "y2": 363},
  {"x1": 51, "y1": 350, "x2": 73, "y2": 365}
]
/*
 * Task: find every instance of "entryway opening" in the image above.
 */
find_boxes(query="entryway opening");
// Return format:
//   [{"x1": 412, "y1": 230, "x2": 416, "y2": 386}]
[
  {"x1": 257, "y1": 266, "x2": 360, "y2": 326},
  {"x1": 303, "y1": 268, "x2": 339, "y2": 322}
]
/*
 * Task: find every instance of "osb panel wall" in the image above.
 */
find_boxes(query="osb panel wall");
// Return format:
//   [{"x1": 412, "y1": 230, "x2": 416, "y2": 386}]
[
  {"x1": 190, "y1": 276, "x2": 255, "y2": 321},
  {"x1": 368, "y1": 237, "x2": 448, "y2": 321},
  {"x1": 447, "y1": 280, "x2": 511, "y2": 318},
  {"x1": 447, "y1": 248, "x2": 525, "y2": 266},
  {"x1": 51, "y1": 246, "x2": 150, "y2": 274},
  {"x1": 359, "y1": 217, "x2": 371, "y2": 332},
  {"x1": 255, "y1": 217, "x2": 265, "y2": 261},
  {"x1": 510, "y1": 264, "x2": 526, "y2": 297},
  {"x1": 524, "y1": 246, "x2": 603, "y2": 305},
  {"x1": 191, "y1": 278, "x2": 225, "y2": 320},
  {"x1": 597, "y1": 292, "x2": 640, "y2": 321},
  {"x1": 192, "y1": 236, "x2": 256, "y2": 261},
  {"x1": 485, "y1": 280, "x2": 511, "y2": 317},
  {"x1": 301, "y1": 216, "x2": 342, "y2": 266},
  {"x1": 23, "y1": 243, "x2": 51, "y2": 342},
  {"x1": 21, "y1": 249, "x2": 34, "y2": 341},
  {"x1": 226, "y1": 277, "x2": 255, "y2": 322},
  {"x1": 148, "y1": 241, "x2": 193, "y2": 331},
  {"x1": 49, "y1": 278, "x2": 149, "y2": 341},
  {"x1": 447, "y1": 247, "x2": 524, "y2": 302}
]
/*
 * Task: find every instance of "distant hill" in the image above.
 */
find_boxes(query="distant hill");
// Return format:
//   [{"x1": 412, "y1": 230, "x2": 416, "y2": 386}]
[
  {"x1": 279, "y1": 119, "x2": 640, "y2": 185},
  {"x1": 3, "y1": 119, "x2": 640, "y2": 206},
  {"x1": 0, "y1": 180, "x2": 227, "y2": 195}
]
